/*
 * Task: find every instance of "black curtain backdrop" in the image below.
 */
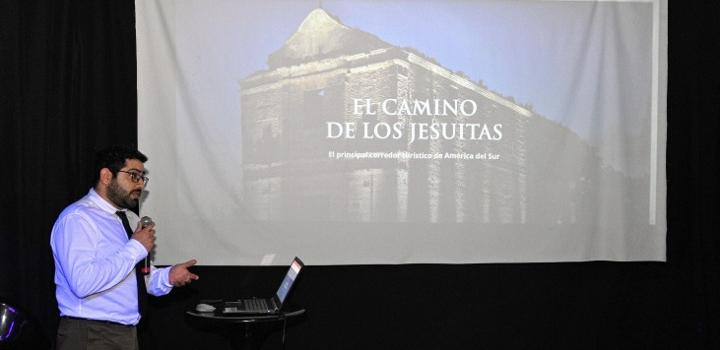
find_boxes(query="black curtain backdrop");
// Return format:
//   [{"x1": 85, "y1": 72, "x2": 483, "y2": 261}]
[{"x1": 1, "y1": 1, "x2": 718, "y2": 349}]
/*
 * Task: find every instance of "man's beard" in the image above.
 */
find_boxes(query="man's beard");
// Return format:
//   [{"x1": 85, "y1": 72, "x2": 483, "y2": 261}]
[{"x1": 107, "y1": 179, "x2": 141, "y2": 209}]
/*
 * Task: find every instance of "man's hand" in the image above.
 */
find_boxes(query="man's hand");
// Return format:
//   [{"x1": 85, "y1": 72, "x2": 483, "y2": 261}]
[
  {"x1": 169, "y1": 259, "x2": 200, "y2": 287},
  {"x1": 131, "y1": 222, "x2": 155, "y2": 253}
]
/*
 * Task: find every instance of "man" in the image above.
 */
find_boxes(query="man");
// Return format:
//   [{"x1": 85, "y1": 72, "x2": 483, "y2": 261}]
[{"x1": 50, "y1": 145, "x2": 199, "y2": 350}]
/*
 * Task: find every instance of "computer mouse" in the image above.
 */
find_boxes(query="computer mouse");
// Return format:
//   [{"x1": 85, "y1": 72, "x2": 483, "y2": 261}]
[{"x1": 195, "y1": 303, "x2": 216, "y2": 312}]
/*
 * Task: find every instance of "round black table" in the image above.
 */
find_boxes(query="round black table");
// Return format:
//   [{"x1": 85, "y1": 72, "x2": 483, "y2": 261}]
[{"x1": 186, "y1": 306, "x2": 305, "y2": 350}]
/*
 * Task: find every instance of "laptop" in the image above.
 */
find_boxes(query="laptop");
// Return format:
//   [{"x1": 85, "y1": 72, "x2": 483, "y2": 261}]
[{"x1": 221, "y1": 256, "x2": 304, "y2": 315}]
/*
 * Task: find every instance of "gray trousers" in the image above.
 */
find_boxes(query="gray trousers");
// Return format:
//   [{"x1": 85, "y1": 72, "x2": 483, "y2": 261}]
[{"x1": 56, "y1": 317, "x2": 139, "y2": 350}]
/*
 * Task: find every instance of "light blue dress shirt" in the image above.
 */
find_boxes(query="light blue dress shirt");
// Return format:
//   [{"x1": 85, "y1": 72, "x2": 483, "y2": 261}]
[{"x1": 50, "y1": 189, "x2": 173, "y2": 325}]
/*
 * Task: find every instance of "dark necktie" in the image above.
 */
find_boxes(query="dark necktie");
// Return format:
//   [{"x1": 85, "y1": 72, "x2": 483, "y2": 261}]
[{"x1": 116, "y1": 210, "x2": 148, "y2": 317}]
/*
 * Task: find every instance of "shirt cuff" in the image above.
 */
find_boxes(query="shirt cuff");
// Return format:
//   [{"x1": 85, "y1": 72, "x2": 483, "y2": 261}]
[
  {"x1": 148, "y1": 266, "x2": 174, "y2": 295},
  {"x1": 127, "y1": 239, "x2": 149, "y2": 265}
]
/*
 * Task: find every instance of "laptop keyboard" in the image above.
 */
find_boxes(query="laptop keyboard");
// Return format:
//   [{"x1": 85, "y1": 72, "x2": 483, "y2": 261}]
[{"x1": 245, "y1": 298, "x2": 269, "y2": 312}]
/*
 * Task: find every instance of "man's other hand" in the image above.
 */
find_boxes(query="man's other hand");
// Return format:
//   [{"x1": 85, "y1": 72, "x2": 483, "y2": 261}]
[{"x1": 169, "y1": 259, "x2": 200, "y2": 287}]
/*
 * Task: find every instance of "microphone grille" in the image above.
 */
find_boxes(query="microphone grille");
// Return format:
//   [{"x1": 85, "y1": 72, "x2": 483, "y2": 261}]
[{"x1": 140, "y1": 216, "x2": 154, "y2": 227}]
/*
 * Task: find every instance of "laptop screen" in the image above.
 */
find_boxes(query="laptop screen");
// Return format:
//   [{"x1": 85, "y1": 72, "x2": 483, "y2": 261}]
[{"x1": 275, "y1": 257, "x2": 304, "y2": 304}]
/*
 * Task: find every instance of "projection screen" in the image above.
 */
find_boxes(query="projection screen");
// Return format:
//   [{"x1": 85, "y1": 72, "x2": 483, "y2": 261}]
[{"x1": 136, "y1": 0, "x2": 668, "y2": 265}]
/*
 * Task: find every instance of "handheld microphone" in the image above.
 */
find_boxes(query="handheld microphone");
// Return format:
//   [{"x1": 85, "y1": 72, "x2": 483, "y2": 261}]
[{"x1": 140, "y1": 216, "x2": 154, "y2": 275}]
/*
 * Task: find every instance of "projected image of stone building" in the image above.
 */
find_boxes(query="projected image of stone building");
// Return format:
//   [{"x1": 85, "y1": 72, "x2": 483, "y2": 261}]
[{"x1": 240, "y1": 8, "x2": 636, "y2": 224}]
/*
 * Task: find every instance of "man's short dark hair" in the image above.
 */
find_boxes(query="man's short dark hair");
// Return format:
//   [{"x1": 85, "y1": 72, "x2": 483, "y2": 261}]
[{"x1": 94, "y1": 145, "x2": 148, "y2": 183}]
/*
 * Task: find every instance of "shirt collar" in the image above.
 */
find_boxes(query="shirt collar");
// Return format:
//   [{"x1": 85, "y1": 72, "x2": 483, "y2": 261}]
[{"x1": 88, "y1": 188, "x2": 123, "y2": 215}]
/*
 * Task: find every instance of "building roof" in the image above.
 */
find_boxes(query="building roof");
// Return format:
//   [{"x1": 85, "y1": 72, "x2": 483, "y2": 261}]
[{"x1": 268, "y1": 8, "x2": 391, "y2": 68}]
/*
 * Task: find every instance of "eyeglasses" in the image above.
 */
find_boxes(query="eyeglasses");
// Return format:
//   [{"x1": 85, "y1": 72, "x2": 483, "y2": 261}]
[{"x1": 117, "y1": 170, "x2": 150, "y2": 185}]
